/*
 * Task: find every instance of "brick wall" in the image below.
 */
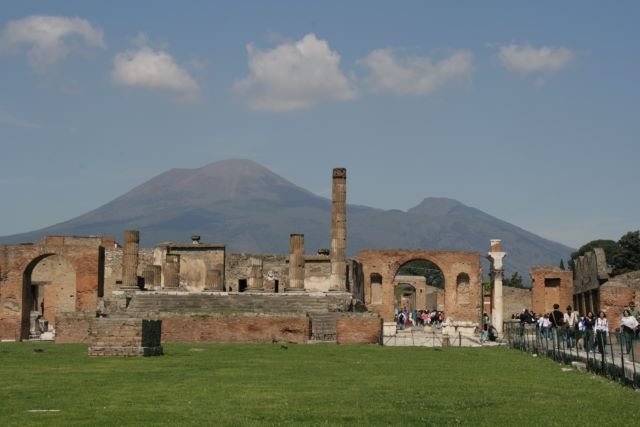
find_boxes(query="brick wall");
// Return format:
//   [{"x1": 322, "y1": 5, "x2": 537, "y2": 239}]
[
  {"x1": 336, "y1": 314, "x2": 381, "y2": 344},
  {"x1": 531, "y1": 267, "x2": 573, "y2": 314},
  {"x1": 56, "y1": 312, "x2": 94, "y2": 343},
  {"x1": 160, "y1": 313, "x2": 309, "y2": 344}
]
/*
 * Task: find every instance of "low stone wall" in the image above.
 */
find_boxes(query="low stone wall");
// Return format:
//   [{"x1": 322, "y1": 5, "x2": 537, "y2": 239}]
[
  {"x1": 55, "y1": 312, "x2": 384, "y2": 345},
  {"x1": 336, "y1": 314, "x2": 381, "y2": 344},
  {"x1": 56, "y1": 312, "x2": 95, "y2": 344},
  {"x1": 160, "y1": 313, "x2": 309, "y2": 344}
]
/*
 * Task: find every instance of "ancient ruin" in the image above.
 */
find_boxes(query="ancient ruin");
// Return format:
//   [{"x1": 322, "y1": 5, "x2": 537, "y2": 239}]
[{"x1": 2, "y1": 166, "x2": 615, "y2": 348}]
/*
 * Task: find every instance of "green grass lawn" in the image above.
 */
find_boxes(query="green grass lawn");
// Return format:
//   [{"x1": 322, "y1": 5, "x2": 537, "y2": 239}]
[{"x1": 0, "y1": 343, "x2": 638, "y2": 426}]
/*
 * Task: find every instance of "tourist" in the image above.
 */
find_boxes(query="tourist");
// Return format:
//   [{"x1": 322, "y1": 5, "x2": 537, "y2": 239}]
[
  {"x1": 539, "y1": 313, "x2": 552, "y2": 339},
  {"x1": 620, "y1": 309, "x2": 638, "y2": 354},
  {"x1": 583, "y1": 311, "x2": 595, "y2": 353},
  {"x1": 595, "y1": 311, "x2": 608, "y2": 354},
  {"x1": 397, "y1": 311, "x2": 405, "y2": 330},
  {"x1": 519, "y1": 309, "x2": 532, "y2": 336},
  {"x1": 626, "y1": 301, "x2": 640, "y2": 338},
  {"x1": 482, "y1": 313, "x2": 490, "y2": 341},
  {"x1": 563, "y1": 305, "x2": 579, "y2": 348},
  {"x1": 549, "y1": 304, "x2": 564, "y2": 346}
]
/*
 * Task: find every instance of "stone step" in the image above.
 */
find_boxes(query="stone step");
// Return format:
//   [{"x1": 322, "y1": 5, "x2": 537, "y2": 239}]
[{"x1": 125, "y1": 292, "x2": 352, "y2": 315}]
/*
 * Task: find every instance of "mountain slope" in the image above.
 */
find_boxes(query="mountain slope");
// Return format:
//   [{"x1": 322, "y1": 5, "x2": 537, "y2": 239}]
[{"x1": 0, "y1": 159, "x2": 572, "y2": 279}]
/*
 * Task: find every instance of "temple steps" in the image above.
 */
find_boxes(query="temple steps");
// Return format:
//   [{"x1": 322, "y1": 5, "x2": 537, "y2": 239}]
[{"x1": 125, "y1": 292, "x2": 352, "y2": 315}]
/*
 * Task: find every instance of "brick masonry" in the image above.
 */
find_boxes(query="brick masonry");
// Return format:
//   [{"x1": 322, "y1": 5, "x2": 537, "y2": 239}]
[
  {"x1": 336, "y1": 314, "x2": 381, "y2": 344},
  {"x1": 531, "y1": 267, "x2": 573, "y2": 315},
  {"x1": 356, "y1": 249, "x2": 482, "y2": 323},
  {"x1": 55, "y1": 311, "x2": 383, "y2": 345}
]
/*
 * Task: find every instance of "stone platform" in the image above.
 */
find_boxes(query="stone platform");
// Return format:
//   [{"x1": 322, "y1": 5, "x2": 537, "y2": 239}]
[{"x1": 88, "y1": 317, "x2": 163, "y2": 357}]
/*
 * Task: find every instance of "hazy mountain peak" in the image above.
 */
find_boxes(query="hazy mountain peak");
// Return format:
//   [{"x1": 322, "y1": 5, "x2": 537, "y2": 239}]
[{"x1": 408, "y1": 197, "x2": 464, "y2": 216}]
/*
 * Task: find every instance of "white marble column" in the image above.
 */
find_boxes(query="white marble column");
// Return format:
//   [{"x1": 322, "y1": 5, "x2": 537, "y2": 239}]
[{"x1": 487, "y1": 239, "x2": 507, "y2": 335}]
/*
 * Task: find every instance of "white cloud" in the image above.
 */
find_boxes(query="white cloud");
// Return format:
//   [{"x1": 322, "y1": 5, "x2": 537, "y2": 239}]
[
  {"x1": 234, "y1": 33, "x2": 356, "y2": 112},
  {"x1": 498, "y1": 43, "x2": 575, "y2": 74},
  {"x1": 360, "y1": 49, "x2": 473, "y2": 95},
  {"x1": 112, "y1": 41, "x2": 200, "y2": 101},
  {"x1": 0, "y1": 111, "x2": 39, "y2": 129},
  {"x1": 0, "y1": 15, "x2": 105, "y2": 71}
]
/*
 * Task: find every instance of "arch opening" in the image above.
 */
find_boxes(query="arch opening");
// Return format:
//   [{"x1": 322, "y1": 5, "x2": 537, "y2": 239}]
[
  {"x1": 394, "y1": 259, "x2": 445, "y2": 314},
  {"x1": 22, "y1": 254, "x2": 76, "y2": 340}
]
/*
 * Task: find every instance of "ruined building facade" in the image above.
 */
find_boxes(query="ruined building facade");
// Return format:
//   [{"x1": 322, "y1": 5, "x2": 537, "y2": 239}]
[{"x1": 0, "y1": 167, "x2": 528, "y2": 345}]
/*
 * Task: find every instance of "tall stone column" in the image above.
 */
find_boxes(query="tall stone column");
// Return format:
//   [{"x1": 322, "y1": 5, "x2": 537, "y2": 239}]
[
  {"x1": 121, "y1": 230, "x2": 140, "y2": 289},
  {"x1": 247, "y1": 257, "x2": 264, "y2": 292},
  {"x1": 329, "y1": 168, "x2": 347, "y2": 291},
  {"x1": 288, "y1": 234, "x2": 305, "y2": 291},
  {"x1": 164, "y1": 254, "x2": 180, "y2": 289},
  {"x1": 487, "y1": 239, "x2": 507, "y2": 335}
]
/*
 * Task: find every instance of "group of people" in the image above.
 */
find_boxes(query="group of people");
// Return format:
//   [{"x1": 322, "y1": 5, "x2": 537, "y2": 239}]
[
  {"x1": 517, "y1": 302, "x2": 640, "y2": 355},
  {"x1": 394, "y1": 308, "x2": 446, "y2": 330}
]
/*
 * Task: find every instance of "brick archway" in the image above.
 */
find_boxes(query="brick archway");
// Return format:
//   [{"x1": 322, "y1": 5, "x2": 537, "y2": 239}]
[
  {"x1": 0, "y1": 236, "x2": 107, "y2": 340},
  {"x1": 356, "y1": 249, "x2": 482, "y2": 323}
]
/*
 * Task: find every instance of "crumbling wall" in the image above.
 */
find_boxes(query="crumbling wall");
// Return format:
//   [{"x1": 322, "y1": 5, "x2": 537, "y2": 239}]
[
  {"x1": 104, "y1": 248, "x2": 154, "y2": 296},
  {"x1": 226, "y1": 254, "x2": 288, "y2": 292}
]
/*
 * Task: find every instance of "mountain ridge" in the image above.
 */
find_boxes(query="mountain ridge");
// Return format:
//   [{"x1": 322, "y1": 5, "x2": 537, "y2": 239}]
[{"x1": 0, "y1": 159, "x2": 573, "y2": 280}]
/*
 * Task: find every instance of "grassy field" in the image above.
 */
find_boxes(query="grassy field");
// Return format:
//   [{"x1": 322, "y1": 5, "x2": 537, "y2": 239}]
[{"x1": 0, "y1": 343, "x2": 638, "y2": 426}]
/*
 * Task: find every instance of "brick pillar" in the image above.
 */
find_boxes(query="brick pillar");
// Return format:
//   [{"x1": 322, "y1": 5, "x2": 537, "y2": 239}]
[
  {"x1": 164, "y1": 254, "x2": 180, "y2": 289},
  {"x1": 330, "y1": 168, "x2": 347, "y2": 291},
  {"x1": 487, "y1": 239, "x2": 506, "y2": 335},
  {"x1": 205, "y1": 269, "x2": 223, "y2": 291},
  {"x1": 288, "y1": 234, "x2": 305, "y2": 291},
  {"x1": 247, "y1": 258, "x2": 264, "y2": 292},
  {"x1": 121, "y1": 230, "x2": 139, "y2": 289}
]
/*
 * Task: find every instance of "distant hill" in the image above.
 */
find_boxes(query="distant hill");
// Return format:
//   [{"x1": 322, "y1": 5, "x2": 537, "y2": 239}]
[{"x1": 0, "y1": 159, "x2": 573, "y2": 281}]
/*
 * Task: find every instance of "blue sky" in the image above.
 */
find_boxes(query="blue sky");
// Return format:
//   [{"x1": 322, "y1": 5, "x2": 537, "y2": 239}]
[{"x1": 1, "y1": 1, "x2": 638, "y2": 248}]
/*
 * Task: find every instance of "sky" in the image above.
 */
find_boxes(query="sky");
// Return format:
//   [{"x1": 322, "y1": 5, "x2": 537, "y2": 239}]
[{"x1": 1, "y1": 1, "x2": 638, "y2": 248}]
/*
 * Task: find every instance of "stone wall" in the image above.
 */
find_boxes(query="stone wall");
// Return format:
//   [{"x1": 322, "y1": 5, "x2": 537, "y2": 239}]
[
  {"x1": 336, "y1": 314, "x2": 381, "y2": 344},
  {"x1": 304, "y1": 256, "x2": 331, "y2": 291},
  {"x1": 160, "y1": 313, "x2": 309, "y2": 343},
  {"x1": 503, "y1": 287, "x2": 533, "y2": 318},
  {"x1": 226, "y1": 254, "x2": 288, "y2": 292},
  {"x1": 599, "y1": 272, "x2": 640, "y2": 330},
  {"x1": 104, "y1": 248, "x2": 155, "y2": 296},
  {"x1": 531, "y1": 267, "x2": 573, "y2": 315},
  {"x1": 54, "y1": 311, "x2": 384, "y2": 345},
  {"x1": 55, "y1": 312, "x2": 95, "y2": 343},
  {"x1": 573, "y1": 248, "x2": 609, "y2": 294}
]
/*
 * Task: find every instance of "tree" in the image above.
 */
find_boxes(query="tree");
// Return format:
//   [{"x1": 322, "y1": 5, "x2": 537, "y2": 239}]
[
  {"x1": 504, "y1": 272, "x2": 524, "y2": 288},
  {"x1": 559, "y1": 259, "x2": 565, "y2": 270},
  {"x1": 613, "y1": 230, "x2": 640, "y2": 274}
]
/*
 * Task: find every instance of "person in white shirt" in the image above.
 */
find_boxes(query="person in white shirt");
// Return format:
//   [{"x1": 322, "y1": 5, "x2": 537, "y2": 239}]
[
  {"x1": 594, "y1": 311, "x2": 609, "y2": 354},
  {"x1": 563, "y1": 305, "x2": 579, "y2": 349},
  {"x1": 620, "y1": 309, "x2": 638, "y2": 354}
]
